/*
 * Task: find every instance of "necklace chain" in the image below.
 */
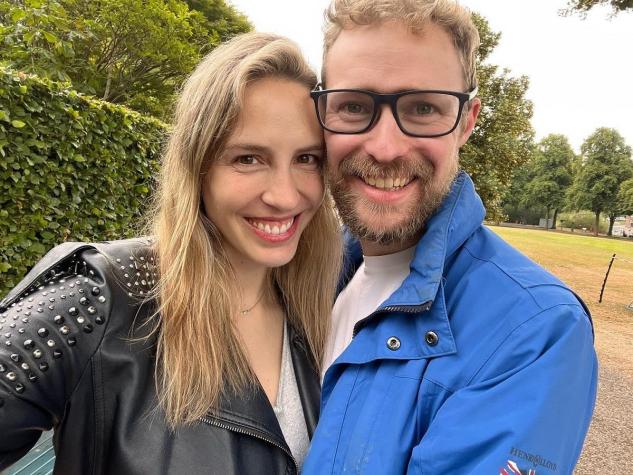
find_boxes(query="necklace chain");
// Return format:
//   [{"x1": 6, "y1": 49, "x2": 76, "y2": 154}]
[{"x1": 239, "y1": 288, "x2": 265, "y2": 315}]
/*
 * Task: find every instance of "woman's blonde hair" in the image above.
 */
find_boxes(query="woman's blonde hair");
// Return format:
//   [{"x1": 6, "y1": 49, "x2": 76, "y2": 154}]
[
  {"x1": 147, "y1": 32, "x2": 342, "y2": 427},
  {"x1": 322, "y1": 0, "x2": 480, "y2": 90}
]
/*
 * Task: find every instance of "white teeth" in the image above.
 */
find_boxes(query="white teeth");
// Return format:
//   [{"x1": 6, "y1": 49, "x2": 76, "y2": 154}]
[
  {"x1": 363, "y1": 176, "x2": 410, "y2": 190},
  {"x1": 248, "y1": 218, "x2": 294, "y2": 235}
]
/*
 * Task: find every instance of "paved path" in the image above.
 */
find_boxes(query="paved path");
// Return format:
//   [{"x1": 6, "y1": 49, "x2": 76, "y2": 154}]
[{"x1": 576, "y1": 365, "x2": 633, "y2": 473}]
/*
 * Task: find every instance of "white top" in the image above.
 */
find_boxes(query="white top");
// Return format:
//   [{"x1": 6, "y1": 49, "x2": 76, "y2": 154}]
[
  {"x1": 273, "y1": 321, "x2": 309, "y2": 469},
  {"x1": 322, "y1": 245, "x2": 416, "y2": 376}
]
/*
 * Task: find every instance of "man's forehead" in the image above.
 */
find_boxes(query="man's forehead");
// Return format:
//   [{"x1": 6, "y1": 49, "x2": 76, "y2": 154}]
[{"x1": 323, "y1": 21, "x2": 465, "y2": 91}]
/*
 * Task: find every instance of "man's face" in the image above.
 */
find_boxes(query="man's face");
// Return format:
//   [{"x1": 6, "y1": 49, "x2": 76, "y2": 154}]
[{"x1": 323, "y1": 21, "x2": 480, "y2": 255}]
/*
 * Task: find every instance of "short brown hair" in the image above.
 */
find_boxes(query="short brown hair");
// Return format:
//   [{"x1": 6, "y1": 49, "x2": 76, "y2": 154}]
[{"x1": 322, "y1": 0, "x2": 480, "y2": 89}]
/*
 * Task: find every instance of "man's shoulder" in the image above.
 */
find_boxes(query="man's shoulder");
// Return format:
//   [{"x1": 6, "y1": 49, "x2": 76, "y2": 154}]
[{"x1": 447, "y1": 225, "x2": 587, "y2": 320}]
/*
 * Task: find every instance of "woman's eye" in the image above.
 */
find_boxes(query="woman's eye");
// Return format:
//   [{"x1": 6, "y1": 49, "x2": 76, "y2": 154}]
[
  {"x1": 296, "y1": 154, "x2": 322, "y2": 168},
  {"x1": 235, "y1": 155, "x2": 259, "y2": 165}
]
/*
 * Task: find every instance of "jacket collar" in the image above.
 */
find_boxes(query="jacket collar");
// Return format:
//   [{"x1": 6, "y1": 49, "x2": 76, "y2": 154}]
[
  {"x1": 340, "y1": 171, "x2": 485, "y2": 307},
  {"x1": 211, "y1": 324, "x2": 320, "y2": 446},
  {"x1": 331, "y1": 172, "x2": 485, "y2": 368}
]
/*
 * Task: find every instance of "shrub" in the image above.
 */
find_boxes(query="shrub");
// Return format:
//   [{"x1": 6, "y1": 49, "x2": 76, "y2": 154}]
[{"x1": 0, "y1": 68, "x2": 166, "y2": 296}]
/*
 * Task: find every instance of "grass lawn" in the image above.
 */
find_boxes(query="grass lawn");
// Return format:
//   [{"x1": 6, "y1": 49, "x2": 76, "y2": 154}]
[{"x1": 488, "y1": 225, "x2": 633, "y2": 378}]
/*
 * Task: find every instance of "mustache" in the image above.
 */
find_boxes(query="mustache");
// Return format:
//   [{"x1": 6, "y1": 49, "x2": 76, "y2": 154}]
[{"x1": 333, "y1": 152, "x2": 434, "y2": 180}]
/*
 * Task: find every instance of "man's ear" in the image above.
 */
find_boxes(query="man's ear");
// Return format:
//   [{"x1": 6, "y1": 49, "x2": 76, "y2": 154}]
[{"x1": 458, "y1": 97, "x2": 481, "y2": 147}]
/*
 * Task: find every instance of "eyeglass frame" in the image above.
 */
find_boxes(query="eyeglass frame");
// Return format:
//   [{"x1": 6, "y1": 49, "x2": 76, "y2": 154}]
[{"x1": 309, "y1": 84, "x2": 479, "y2": 138}]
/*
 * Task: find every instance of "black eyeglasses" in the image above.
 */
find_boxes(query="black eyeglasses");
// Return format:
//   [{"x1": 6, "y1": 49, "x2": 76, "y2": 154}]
[{"x1": 310, "y1": 85, "x2": 478, "y2": 138}]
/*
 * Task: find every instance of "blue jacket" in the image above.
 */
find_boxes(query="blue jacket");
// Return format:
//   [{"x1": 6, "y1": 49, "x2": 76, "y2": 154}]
[{"x1": 303, "y1": 172, "x2": 597, "y2": 475}]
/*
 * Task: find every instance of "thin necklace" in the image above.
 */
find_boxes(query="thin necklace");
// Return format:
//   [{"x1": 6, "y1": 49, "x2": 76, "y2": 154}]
[{"x1": 239, "y1": 288, "x2": 265, "y2": 315}]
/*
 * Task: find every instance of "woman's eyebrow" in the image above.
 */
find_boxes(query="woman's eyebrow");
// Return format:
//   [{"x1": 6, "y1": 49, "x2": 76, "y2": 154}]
[{"x1": 223, "y1": 143, "x2": 271, "y2": 154}]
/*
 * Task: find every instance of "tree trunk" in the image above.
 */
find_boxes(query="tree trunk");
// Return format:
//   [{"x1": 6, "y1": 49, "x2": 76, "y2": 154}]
[
  {"x1": 594, "y1": 211, "x2": 600, "y2": 236},
  {"x1": 608, "y1": 215, "x2": 615, "y2": 236},
  {"x1": 102, "y1": 66, "x2": 113, "y2": 101},
  {"x1": 552, "y1": 208, "x2": 559, "y2": 230}
]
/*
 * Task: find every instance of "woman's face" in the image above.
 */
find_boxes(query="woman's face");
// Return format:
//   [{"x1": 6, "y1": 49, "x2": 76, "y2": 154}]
[{"x1": 202, "y1": 77, "x2": 324, "y2": 271}]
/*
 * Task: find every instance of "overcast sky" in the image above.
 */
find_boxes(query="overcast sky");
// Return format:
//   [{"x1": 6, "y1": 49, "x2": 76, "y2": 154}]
[{"x1": 229, "y1": 0, "x2": 633, "y2": 153}]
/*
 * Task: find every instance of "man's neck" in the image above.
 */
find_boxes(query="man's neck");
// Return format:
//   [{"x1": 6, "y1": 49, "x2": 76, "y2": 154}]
[{"x1": 360, "y1": 233, "x2": 421, "y2": 257}]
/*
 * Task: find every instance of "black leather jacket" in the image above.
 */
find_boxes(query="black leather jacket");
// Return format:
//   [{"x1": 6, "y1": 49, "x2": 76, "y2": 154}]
[{"x1": 0, "y1": 239, "x2": 320, "y2": 474}]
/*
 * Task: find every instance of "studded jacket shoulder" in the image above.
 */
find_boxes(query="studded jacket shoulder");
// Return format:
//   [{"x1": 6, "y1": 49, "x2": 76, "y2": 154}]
[{"x1": 0, "y1": 238, "x2": 320, "y2": 474}]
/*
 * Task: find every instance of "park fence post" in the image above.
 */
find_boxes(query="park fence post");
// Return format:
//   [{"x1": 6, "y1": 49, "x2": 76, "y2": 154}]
[{"x1": 599, "y1": 253, "x2": 617, "y2": 303}]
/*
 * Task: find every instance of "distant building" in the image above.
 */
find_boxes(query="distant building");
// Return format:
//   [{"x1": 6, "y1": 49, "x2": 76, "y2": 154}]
[{"x1": 612, "y1": 216, "x2": 633, "y2": 237}]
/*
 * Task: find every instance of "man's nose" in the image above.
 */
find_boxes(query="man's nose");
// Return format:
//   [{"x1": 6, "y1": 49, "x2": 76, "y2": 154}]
[
  {"x1": 362, "y1": 105, "x2": 410, "y2": 163},
  {"x1": 261, "y1": 166, "x2": 301, "y2": 211}
]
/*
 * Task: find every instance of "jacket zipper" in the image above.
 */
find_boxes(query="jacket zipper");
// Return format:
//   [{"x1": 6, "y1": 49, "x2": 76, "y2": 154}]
[
  {"x1": 198, "y1": 416, "x2": 298, "y2": 473},
  {"x1": 352, "y1": 302, "x2": 432, "y2": 337}
]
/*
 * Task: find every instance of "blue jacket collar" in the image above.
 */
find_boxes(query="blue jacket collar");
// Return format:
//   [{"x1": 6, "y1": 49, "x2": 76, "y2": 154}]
[{"x1": 340, "y1": 171, "x2": 486, "y2": 308}]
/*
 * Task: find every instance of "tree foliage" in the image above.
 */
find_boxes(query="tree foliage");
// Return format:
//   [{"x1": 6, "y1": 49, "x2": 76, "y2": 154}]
[
  {"x1": 618, "y1": 178, "x2": 633, "y2": 214},
  {"x1": 0, "y1": 0, "x2": 252, "y2": 118},
  {"x1": 566, "y1": 127, "x2": 633, "y2": 235},
  {"x1": 522, "y1": 134, "x2": 574, "y2": 228},
  {"x1": 561, "y1": 0, "x2": 633, "y2": 16},
  {"x1": 460, "y1": 14, "x2": 534, "y2": 219}
]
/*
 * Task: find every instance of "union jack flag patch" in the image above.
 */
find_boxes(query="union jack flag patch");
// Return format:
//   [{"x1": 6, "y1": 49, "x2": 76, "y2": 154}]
[{"x1": 500, "y1": 459, "x2": 536, "y2": 475}]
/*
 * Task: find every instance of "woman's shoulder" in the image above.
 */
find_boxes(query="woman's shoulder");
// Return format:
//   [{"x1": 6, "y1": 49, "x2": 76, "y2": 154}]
[
  {"x1": 1, "y1": 237, "x2": 157, "y2": 311},
  {"x1": 0, "y1": 237, "x2": 157, "y2": 398}
]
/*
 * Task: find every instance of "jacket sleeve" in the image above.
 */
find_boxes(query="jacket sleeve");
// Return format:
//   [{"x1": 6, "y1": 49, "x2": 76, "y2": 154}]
[
  {"x1": 407, "y1": 303, "x2": 598, "y2": 475},
  {"x1": 0, "y1": 244, "x2": 113, "y2": 470}
]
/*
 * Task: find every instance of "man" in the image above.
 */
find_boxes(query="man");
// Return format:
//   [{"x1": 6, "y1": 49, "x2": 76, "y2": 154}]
[{"x1": 303, "y1": 0, "x2": 598, "y2": 473}]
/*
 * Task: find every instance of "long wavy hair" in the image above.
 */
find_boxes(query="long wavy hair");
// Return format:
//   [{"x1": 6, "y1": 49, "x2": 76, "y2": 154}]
[{"x1": 146, "y1": 32, "x2": 342, "y2": 427}]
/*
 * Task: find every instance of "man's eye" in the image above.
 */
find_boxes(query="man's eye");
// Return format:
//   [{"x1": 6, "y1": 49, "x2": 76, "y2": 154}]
[
  {"x1": 415, "y1": 103, "x2": 434, "y2": 115},
  {"x1": 341, "y1": 102, "x2": 366, "y2": 114}
]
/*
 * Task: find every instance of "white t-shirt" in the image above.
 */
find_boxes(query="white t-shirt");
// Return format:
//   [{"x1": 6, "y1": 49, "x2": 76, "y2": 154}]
[{"x1": 322, "y1": 245, "x2": 416, "y2": 376}]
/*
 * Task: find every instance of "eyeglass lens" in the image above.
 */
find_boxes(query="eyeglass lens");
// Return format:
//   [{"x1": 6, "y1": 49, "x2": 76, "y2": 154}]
[{"x1": 317, "y1": 91, "x2": 461, "y2": 136}]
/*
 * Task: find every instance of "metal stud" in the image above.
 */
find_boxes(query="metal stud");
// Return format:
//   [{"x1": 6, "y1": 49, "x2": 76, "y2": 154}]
[
  {"x1": 20, "y1": 362, "x2": 29, "y2": 370},
  {"x1": 79, "y1": 297, "x2": 88, "y2": 306},
  {"x1": 67, "y1": 337, "x2": 76, "y2": 346},
  {"x1": 83, "y1": 324, "x2": 93, "y2": 333},
  {"x1": 424, "y1": 331, "x2": 439, "y2": 347},
  {"x1": 33, "y1": 349, "x2": 42, "y2": 359},
  {"x1": 77, "y1": 316, "x2": 85, "y2": 324},
  {"x1": 95, "y1": 316, "x2": 105, "y2": 325},
  {"x1": 10, "y1": 354, "x2": 21, "y2": 363},
  {"x1": 54, "y1": 315, "x2": 64, "y2": 324},
  {"x1": 38, "y1": 328, "x2": 49, "y2": 338},
  {"x1": 24, "y1": 339, "x2": 35, "y2": 350},
  {"x1": 386, "y1": 336, "x2": 401, "y2": 351},
  {"x1": 47, "y1": 339, "x2": 55, "y2": 347},
  {"x1": 27, "y1": 371, "x2": 37, "y2": 382},
  {"x1": 39, "y1": 362, "x2": 49, "y2": 371},
  {"x1": 91, "y1": 287, "x2": 100, "y2": 296},
  {"x1": 53, "y1": 349, "x2": 62, "y2": 359},
  {"x1": 15, "y1": 383, "x2": 25, "y2": 393},
  {"x1": 60, "y1": 326, "x2": 70, "y2": 335},
  {"x1": 87, "y1": 306, "x2": 96, "y2": 315},
  {"x1": 0, "y1": 363, "x2": 5, "y2": 372},
  {"x1": 97, "y1": 296, "x2": 106, "y2": 304},
  {"x1": 6, "y1": 372, "x2": 16, "y2": 381},
  {"x1": 69, "y1": 307, "x2": 78, "y2": 316}
]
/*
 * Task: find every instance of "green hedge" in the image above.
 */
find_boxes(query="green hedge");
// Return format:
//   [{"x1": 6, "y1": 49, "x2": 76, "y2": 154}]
[{"x1": 0, "y1": 68, "x2": 167, "y2": 297}]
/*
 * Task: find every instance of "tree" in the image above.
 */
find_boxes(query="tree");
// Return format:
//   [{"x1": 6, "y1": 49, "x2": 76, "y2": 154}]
[
  {"x1": 0, "y1": 0, "x2": 252, "y2": 118},
  {"x1": 618, "y1": 179, "x2": 633, "y2": 215},
  {"x1": 460, "y1": 14, "x2": 534, "y2": 219},
  {"x1": 522, "y1": 135, "x2": 575, "y2": 229},
  {"x1": 567, "y1": 128, "x2": 633, "y2": 235},
  {"x1": 561, "y1": 0, "x2": 633, "y2": 16},
  {"x1": 184, "y1": 0, "x2": 251, "y2": 44}
]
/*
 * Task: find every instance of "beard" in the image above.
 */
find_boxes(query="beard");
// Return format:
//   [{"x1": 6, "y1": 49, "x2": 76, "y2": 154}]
[{"x1": 327, "y1": 152, "x2": 459, "y2": 246}]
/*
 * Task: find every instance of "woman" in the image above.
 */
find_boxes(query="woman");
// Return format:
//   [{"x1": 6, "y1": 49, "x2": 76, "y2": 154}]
[{"x1": 0, "y1": 32, "x2": 342, "y2": 474}]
